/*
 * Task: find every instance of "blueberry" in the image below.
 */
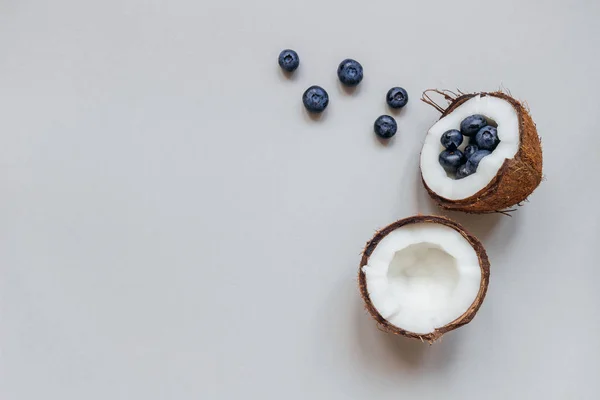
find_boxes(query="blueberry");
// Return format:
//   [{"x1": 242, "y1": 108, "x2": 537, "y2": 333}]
[
  {"x1": 464, "y1": 144, "x2": 478, "y2": 159},
  {"x1": 337, "y1": 59, "x2": 363, "y2": 86},
  {"x1": 475, "y1": 126, "x2": 500, "y2": 151},
  {"x1": 302, "y1": 86, "x2": 329, "y2": 113},
  {"x1": 456, "y1": 162, "x2": 476, "y2": 179},
  {"x1": 460, "y1": 114, "x2": 488, "y2": 137},
  {"x1": 439, "y1": 149, "x2": 465, "y2": 173},
  {"x1": 374, "y1": 115, "x2": 397, "y2": 139},
  {"x1": 468, "y1": 150, "x2": 492, "y2": 170},
  {"x1": 440, "y1": 129, "x2": 463, "y2": 150},
  {"x1": 278, "y1": 49, "x2": 300, "y2": 72},
  {"x1": 386, "y1": 87, "x2": 408, "y2": 108}
]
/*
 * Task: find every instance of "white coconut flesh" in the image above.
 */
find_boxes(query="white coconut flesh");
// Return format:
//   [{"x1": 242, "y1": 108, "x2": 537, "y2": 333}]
[
  {"x1": 362, "y1": 223, "x2": 482, "y2": 335},
  {"x1": 420, "y1": 94, "x2": 520, "y2": 200}
]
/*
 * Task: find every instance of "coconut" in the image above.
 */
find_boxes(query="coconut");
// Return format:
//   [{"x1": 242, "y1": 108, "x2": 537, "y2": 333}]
[
  {"x1": 420, "y1": 90, "x2": 543, "y2": 213},
  {"x1": 359, "y1": 215, "x2": 490, "y2": 342}
]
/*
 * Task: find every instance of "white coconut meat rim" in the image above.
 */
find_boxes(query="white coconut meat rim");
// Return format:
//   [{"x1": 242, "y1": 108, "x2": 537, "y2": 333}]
[
  {"x1": 421, "y1": 94, "x2": 520, "y2": 200},
  {"x1": 362, "y1": 223, "x2": 482, "y2": 335}
]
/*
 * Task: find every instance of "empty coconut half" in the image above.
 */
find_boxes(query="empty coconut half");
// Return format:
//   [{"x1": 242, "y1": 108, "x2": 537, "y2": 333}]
[
  {"x1": 420, "y1": 90, "x2": 543, "y2": 213},
  {"x1": 359, "y1": 215, "x2": 490, "y2": 342}
]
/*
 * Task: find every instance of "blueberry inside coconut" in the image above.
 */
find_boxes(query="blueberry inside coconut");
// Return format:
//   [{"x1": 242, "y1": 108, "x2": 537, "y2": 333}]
[
  {"x1": 437, "y1": 114, "x2": 499, "y2": 180},
  {"x1": 420, "y1": 91, "x2": 543, "y2": 213}
]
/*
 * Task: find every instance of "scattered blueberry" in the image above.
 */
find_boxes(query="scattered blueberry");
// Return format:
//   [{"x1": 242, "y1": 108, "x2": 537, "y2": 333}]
[
  {"x1": 475, "y1": 126, "x2": 500, "y2": 151},
  {"x1": 439, "y1": 149, "x2": 465, "y2": 173},
  {"x1": 278, "y1": 49, "x2": 300, "y2": 72},
  {"x1": 302, "y1": 86, "x2": 329, "y2": 113},
  {"x1": 464, "y1": 144, "x2": 479, "y2": 159},
  {"x1": 386, "y1": 87, "x2": 408, "y2": 109},
  {"x1": 456, "y1": 162, "x2": 476, "y2": 179},
  {"x1": 374, "y1": 115, "x2": 397, "y2": 139},
  {"x1": 460, "y1": 114, "x2": 488, "y2": 137},
  {"x1": 337, "y1": 59, "x2": 363, "y2": 86},
  {"x1": 440, "y1": 129, "x2": 463, "y2": 150},
  {"x1": 468, "y1": 150, "x2": 492, "y2": 170}
]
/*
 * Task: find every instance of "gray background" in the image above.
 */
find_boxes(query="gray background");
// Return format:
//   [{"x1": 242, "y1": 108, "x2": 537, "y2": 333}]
[{"x1": 1, "y1": 0, "x2": 599, "y2": 399}]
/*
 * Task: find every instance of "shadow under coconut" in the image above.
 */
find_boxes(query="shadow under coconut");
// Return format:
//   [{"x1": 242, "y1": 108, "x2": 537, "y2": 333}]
[
  {"x1": 451, "y1": 210, "x2": 520, "y2": 258},
  {"x1": 354, "y1": 295, "x2": 426, "y2": 372},
  {"x1": 309, "y1": 274, "x2": 430, "y2": 380},
  {"x1": 445, "y1": 211, "x2": 505, "y2": 242},
  {"x1": 353, "y1": 297, "x2": 467, "y2": 375}
]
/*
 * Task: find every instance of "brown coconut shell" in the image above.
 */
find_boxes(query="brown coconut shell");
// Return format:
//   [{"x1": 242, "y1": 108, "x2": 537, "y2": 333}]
[
  {"x1": 421, "y1": 90, "x2": 543, "y2": 213},
  {"x1": 358, "y1": 215, "x2": 490, "y2": 343}
]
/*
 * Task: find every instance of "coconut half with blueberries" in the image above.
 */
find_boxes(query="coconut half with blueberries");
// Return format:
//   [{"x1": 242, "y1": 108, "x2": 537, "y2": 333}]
[
  {"x1": 420, "y1": 91, "x2": 543, "y2": 213},
  {"x1": 359, "y1": 215, "x2": 490, "y2": 342}
]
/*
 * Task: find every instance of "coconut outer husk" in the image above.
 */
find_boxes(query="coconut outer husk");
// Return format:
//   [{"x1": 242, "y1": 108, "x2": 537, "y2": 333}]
[
  {"x1": 421, "y1": 91, "x2": 543, "y2": 213},
  {"x1": 358, "y1": 215, "x2": 490, "y2": 343}
]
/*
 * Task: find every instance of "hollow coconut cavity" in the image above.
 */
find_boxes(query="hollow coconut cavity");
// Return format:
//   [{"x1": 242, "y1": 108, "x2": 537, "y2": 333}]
[
  {"x1": 420, "y1": 91, "x2": 543, "y2": 213},
  {"x1": 359, "y1": 215, "x2": 490, "y2": 342}
]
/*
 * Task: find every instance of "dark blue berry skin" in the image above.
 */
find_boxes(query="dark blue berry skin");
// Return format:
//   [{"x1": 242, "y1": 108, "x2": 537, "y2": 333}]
[
  {"x1": 374, "y1": 115, "x2": 397, "y2": 138},
  {"x1": 475, "y1": 126, "x2": 500, "y2": 151},
  {"x1": 386, "y1": 87, "x2": 408, "y2": 108},
  {"x1": 464, "y1": 144, "x2": 479, "y2": 159},
  {"x1": 440, "y1": 129, "x2": 463, "y2": 150},
  {"x1": 302, "y1": 86, "x2": 329, "y2": 113},
  {"x1": 460, "y1": 114, "x2": 488, "y2": 137},
  {"x1": 337, "y1": 59, "x2": 363, "y2": 86},
  {"x1": 468, "y1": 150, "x2": 492, "y2": 170},
  {"x1": 456, "y1": 162, "x2": 476, "y2": 179},
  {"x1": 278, "y1": 49, "x2": 300, "y2": 72},
  {"x1": 439, "y1": 150, "x2": 465, "y2": 173}
]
